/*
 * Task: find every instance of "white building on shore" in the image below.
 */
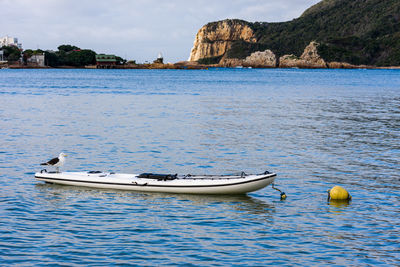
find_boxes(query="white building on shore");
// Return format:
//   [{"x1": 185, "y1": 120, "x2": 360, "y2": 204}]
[
  {"x1": 27, "y1": 53, "x2": 45, "y2": 67},
  {"x1": 0, "y1": 36, "x2": 22, "y2": 50}
]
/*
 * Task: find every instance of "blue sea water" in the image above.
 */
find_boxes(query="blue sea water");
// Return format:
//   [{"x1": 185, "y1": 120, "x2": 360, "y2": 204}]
[{"x1": 0, "y1": 68, "x2": 399, "y2": 266}]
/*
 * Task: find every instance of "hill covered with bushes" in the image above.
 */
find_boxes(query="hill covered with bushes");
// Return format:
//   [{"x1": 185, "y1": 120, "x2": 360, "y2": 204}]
[{"x1": 190, "y1": 0, "x2": 400, "y2": 66}]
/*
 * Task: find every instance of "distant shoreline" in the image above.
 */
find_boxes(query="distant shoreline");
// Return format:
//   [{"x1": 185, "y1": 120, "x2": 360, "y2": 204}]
[{"x1": 2, "y1": 62, "x2": 400, "y2": 70}]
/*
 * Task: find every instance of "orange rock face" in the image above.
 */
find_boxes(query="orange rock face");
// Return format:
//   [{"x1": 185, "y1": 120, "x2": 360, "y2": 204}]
[{"x1": 189, "y1": 20, "x2": 256, "y2": 62}]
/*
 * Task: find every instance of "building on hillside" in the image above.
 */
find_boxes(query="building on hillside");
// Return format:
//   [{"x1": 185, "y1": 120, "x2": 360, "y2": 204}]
[
  {"x1": 153, "y1": 52, "x2": 163, "y2": 64},
  {"x1": 95, "y1": 54, "x2": 117, "y2": 68},
  {"x1": 27, "y1": 53, "x2": 45, "y2": 67},
  {"x1": 0, "y1": 36, "x2": 22, "y2": 50}
]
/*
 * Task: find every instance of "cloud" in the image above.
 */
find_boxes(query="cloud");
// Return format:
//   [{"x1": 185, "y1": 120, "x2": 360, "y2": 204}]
[{"x1": 0, "y1": 0, "x2": 321, "y2": 62}]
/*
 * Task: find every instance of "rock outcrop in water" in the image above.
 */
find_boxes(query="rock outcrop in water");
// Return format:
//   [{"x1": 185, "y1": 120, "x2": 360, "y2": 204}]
[
  {"x1": 279, "y1": 41, "x2": 327, "y2": 68},
  {"x1": 220, "y1": 49, "x2": 277, "y2": 68},
  {"x1": 188, "y1": 20, "x2": 330, "y2": 68},
  {"x1": 244, "y1": 50, "x2": 276, "y2": 67}
]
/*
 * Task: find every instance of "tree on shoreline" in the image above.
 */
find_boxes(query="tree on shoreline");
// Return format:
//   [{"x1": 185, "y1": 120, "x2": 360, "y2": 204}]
[
  {"x1": 44, "y1": 44, "x2": 96, "y2": 67},
  {"x1": 20, "y1": 44, "x2": 127, "y2": 67},
  {"x1": 1, "y1": 45, "x2": 21, "y2": 61}
]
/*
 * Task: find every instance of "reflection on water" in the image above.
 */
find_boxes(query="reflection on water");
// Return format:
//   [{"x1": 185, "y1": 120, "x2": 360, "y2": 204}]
[
  {"x1": 35, "y1": 182, "x2": 275, "y2": 218},
  {"x1": 328, "y1": 199, "x2": 351, "y2": 210}
]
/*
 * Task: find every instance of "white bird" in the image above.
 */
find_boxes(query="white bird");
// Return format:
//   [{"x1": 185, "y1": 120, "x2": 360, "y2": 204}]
[{"x1": 40, "y1": 152, "x2": 67, "y2": 173}]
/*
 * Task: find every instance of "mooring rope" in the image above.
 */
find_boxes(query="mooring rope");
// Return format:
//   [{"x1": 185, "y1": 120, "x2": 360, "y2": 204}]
[{"x1": 272, "y1": 183, "x2": 287, "y2": 200}]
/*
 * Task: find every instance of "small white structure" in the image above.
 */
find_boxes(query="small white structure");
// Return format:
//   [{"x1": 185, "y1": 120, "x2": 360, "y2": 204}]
[
  {"x1": 153, "y1": 52, "x2": 164, "y2": 64},
  {"x1": 0, "y1": 50, "x2": 4, "y2": 62},
  {"x1": 0, "y1": 36, "x2": 22, "y2": 50},
  {"x1": 28, "y1": 53, "x2": 45, "y2": 67}
]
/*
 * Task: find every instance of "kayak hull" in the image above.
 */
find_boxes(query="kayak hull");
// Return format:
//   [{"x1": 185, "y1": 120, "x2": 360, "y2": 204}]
[{"x1": 34, "y1": 171, "x2": 276, "y2": 194}]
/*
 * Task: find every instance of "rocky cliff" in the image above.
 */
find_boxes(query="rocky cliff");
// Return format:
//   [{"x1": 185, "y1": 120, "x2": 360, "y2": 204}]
[
  {"x1": 189, "y1": 0, "x2": 400, "y2": 67},
  {"x1": 189, "y1": 19, "x2": 256, "y2": 62}
]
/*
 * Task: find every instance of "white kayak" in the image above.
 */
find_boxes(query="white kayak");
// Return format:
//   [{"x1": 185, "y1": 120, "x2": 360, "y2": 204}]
[{"x1": 34, "y1": 170, "x2": 276, "y2": 194}]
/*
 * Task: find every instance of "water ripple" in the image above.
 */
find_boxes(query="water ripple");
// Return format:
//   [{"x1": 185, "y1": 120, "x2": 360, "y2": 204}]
[{"x1": 0, "y1": 69, "x2": 399, "y2": 265}]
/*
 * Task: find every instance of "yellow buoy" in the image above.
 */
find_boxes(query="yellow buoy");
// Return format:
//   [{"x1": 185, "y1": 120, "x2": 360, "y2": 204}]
[{"x1": 328, "y1": 185, "x2": 351, "y2": 200}]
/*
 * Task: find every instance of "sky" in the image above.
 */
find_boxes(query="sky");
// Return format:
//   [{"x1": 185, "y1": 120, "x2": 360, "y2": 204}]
[{"x1": 1, "y1": 0, "x2": 320, "y2": 63}]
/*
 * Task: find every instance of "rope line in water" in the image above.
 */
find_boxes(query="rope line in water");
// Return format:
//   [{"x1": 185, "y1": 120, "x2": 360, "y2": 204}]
[{"x1": 272, "y1": 183, "x2": 287, "y2": 200}]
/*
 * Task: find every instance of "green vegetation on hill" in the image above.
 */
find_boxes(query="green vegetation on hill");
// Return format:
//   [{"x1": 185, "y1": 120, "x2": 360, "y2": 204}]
[
  {"x1": 44, "y1": 45, "x2": 125, "y2": 67},
  {"x1": 223, "y1": 0, "x2": 400, "y2": 66},
  {"x1": 1, "y1": 43, "x2": 128, "y2": 67},
  {"x1": 44, "y1": 45, "x2": 97, "y2": 67}
]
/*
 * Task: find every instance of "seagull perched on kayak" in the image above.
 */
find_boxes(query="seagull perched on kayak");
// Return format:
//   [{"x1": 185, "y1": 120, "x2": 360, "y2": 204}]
[{"x1": 40, "y1": 152, "x2": 67, "y2": 173}]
